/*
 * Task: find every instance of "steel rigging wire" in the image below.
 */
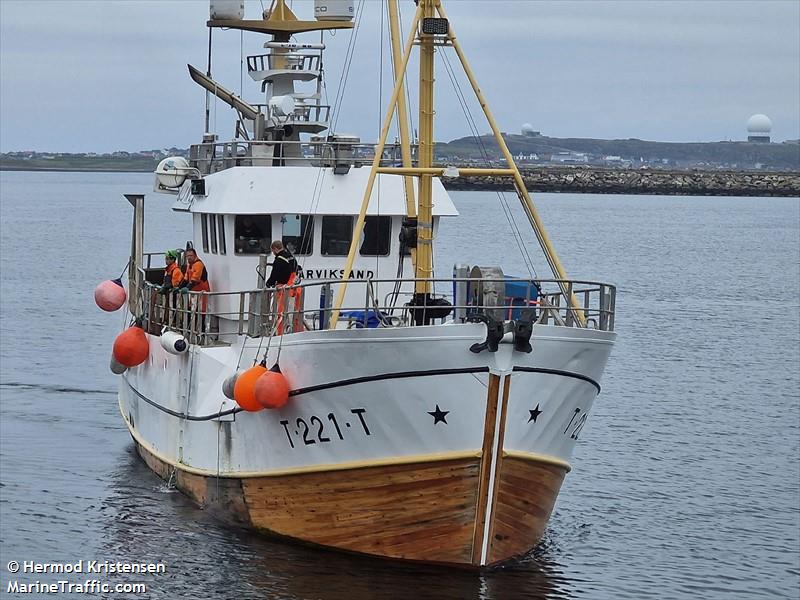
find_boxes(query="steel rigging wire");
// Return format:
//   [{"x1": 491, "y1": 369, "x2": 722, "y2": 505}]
[
  {"x1": 438, "y1": 49, "x2": 538, "y2": 280},
  {"x1": 330, "y1": 0, "x2": 366, "y2": 134},
  {"x1": 375, "y1": 0, "x2": 385, "y2": 282},
  {"x1": 297, "y1": 0, "x2": 366, "y2": 262}
]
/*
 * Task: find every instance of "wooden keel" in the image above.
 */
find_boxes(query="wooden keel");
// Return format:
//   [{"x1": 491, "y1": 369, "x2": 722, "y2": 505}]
[
  {"x1": 470, "y1": 374, "x2": 569, "y2": 566},
  {"x1": 487, "y1": 456, "x2": 566, "y2": 564}
]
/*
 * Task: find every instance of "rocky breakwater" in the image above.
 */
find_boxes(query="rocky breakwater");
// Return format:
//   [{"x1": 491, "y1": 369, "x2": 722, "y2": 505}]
[{"x1": 442, "y1": 167, "x2": 800, "y2": 197}]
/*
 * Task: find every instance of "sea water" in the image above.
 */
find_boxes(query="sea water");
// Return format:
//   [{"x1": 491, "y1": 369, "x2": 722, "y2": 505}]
[{"x1": 1, "y1": 171, "x2": 798, "y2": 599}]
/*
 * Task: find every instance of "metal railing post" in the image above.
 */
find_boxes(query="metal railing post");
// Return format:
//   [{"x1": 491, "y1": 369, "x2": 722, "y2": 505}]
[
  {"x1": 565, "y1": 282, "x2": 574, "y2": 327},
  {"x1": 238, "y1": 293, "x2": 245, "y2": 336}
]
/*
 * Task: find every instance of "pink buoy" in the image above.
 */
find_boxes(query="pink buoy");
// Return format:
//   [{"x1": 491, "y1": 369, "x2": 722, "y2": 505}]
[
  {"x1": 95, "y1": 278, "x2": 127, "y2": 312},
  {"x1": 254, "y1": 371, "x2": 290, "y2": 409}
]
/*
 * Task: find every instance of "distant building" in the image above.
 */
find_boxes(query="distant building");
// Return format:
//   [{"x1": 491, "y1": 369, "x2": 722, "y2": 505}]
[
  {"x1": 521, "y1": 123, "x2": 541, "y2": 137},
  {"x1": 747, "y1": 114, "x2": 771, "y2": 143},
  {"x1": 551, "y1": 151, "x2": 588, "y2": 164},
  {"x1": 602, "y1": 155, "x2": 631, "y2": 168}
]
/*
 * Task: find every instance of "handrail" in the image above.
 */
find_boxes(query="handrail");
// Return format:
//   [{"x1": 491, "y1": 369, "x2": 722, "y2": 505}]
[
  {"x1": 247, "y1": 53, "x2": 322, "y2": 74},
  {"x1": 134, "y1": 271, "x2": 616, "y2": 347},
  {"x1": 188, "y1": 140, "x2": 416, "y2": 174}
]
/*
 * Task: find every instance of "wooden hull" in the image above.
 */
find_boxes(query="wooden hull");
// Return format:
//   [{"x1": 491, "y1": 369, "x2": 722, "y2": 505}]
[{"x1": 133, "y1": 435, "x2": 566, "y2": 567}]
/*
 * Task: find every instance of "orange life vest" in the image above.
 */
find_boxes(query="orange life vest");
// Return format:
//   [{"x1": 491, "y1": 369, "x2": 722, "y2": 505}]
[
  {"x1": 183, "y1": 259, "x2": 210, "y2": 293},
  {"x1": 165, "y1": 262, "x2": 182, "y2": 287}
]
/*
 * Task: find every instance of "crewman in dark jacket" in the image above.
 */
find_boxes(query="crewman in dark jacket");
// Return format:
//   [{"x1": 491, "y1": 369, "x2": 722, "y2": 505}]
[{"x1": 267, "y1": 240, "x2": 298, "y2": 287}]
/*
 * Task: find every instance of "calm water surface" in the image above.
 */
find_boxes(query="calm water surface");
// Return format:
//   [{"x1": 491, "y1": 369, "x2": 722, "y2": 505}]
[{"x1": 1, "y1": 171, "x2": 798, "y2": 599}]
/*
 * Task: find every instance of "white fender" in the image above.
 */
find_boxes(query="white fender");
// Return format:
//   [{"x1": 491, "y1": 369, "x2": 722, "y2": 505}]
[{"x1": 160, "y1": 330, "x2": 188, "y2": 355}]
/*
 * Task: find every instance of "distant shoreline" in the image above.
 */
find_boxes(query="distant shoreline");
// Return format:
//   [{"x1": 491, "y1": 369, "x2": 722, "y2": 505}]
[
  {"x1": 0, "y1": 166, "x2": 152, "y2": 173},
  {"x1": 2, "y1": 163, "x2": 798, "y2": 197}
]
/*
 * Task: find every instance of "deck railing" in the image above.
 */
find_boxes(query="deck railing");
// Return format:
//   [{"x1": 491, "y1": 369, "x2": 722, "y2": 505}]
[
  {"x1": 188, "y1": 140, "x2": 416, "y2": 175},
  {"x1": 133, "y1": 270, "x2": 616, "y2": 347},
  {"x1": 246, "y1": 53, "x2": 322, "y2": 74}
]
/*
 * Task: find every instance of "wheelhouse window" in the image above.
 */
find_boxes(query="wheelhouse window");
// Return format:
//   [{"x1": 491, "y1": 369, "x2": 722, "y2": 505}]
[
  {"x1": 282, "y1": 214, "x2": 313, "y2": 255},
  {"x1": 200, "y1": 214, "x2": 209, "y2": 253},
  {"x1": 235, "y1": 215, "x2": 271, "y2": 255},
  {"x1": 209, "y1": 214, "x2": 218, "y2": 254},
  {"x1": 217, "y1": 215, "x2": 226, "y2": 255},
  {"x1": 321, "y1": 216, "x2": 353, "y2": 256},
  {"x1": 360, "y1": 216, "x2": 391, "y2": 256}
]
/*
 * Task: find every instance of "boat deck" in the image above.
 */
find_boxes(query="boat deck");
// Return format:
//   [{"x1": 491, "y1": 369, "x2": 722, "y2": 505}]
[{"x1": 132, "y1": 262, "x2": 615, "y2": 347}]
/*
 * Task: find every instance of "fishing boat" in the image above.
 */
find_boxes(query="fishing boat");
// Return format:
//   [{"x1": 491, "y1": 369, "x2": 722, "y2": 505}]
[{"x1": 102, "y1": 0, "x2": 617, "y2": 568}]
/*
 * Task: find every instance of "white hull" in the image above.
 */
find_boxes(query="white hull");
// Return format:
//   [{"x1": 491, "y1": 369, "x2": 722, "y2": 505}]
[{"x1": 120, "y1": 322, "x2": 614, "y2": 477}]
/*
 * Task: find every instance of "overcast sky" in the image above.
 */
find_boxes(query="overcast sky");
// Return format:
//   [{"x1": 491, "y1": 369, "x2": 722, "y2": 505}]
[{"x1": 1, "y1": 0, "x2": 798, "y2": 152}]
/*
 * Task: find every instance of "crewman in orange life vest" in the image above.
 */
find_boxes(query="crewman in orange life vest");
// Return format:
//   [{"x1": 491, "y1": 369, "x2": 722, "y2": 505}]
[
  {"x1": 160, "y1": 249, "x2": 183, "y2": 293},
  {"x1": 179, "y1": 248, "x2": 211, "y2": 293},
  {"x1": 178, "y1": 248, "x2": 211, "y2": 316},
  {"x1": 159, "y1": 249, "x2": 184, "y2": 325}
]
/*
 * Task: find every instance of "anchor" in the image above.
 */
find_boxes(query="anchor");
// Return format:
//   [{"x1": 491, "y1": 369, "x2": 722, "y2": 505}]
[
  {"x1": 468, "y1": 310, "x2": 535, "y2": 354},
  {"x1": 512, "y1": 309, "x2": 536, "y2": 353},
  {"x1": 467, "y1": 314, "x2": 507, "y2": 353}
]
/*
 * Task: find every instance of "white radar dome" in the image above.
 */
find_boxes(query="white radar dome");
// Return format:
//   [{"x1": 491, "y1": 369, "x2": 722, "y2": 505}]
[
  {"x1": 521, "y1": 123, "x2": 536, "y2": 135},
  {"x1": 747, "y1": 114, "x2": 772, "y2": 133},
  {"x1": 155, "y1": 156, "x2": 192, "y2": 189}
]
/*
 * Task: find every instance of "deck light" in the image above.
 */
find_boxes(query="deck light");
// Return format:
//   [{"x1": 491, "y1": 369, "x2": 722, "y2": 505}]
[{"x1": 421, "y1": 17, "x2": 448, "y2": 35}]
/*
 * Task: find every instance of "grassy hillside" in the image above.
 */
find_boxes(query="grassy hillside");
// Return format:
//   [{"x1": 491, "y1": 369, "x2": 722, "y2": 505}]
[{"x1": 439, "y1": 135, "x2": 800, "y2": 170}]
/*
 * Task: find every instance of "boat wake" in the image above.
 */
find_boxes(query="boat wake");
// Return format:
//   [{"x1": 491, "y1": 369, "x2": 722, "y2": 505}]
[
  {"x1": 155, "y1": 483, "x2": 179, "y2": 494},
  {"x1": 0, "y1": 381, "x2": 116, "y2": 396}
]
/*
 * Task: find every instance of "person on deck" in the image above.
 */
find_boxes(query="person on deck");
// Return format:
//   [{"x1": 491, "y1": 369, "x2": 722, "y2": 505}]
[
  {"x1": 160, "y1": 250, "x2": 183, "y2": 294},
  {"x1": 267, "y1": 240, "x2": 298, "y2": 287},
  {"x1": 178, "y1": 248, "x2": 211, "y2": 321},
  {"x1": 179, "y1": 248, "x2": 210, "y2": 293}
]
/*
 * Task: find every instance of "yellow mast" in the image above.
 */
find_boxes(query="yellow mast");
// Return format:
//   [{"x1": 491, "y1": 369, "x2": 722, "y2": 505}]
[
  {"x1": 387, "y1": 0, "x2": 417, "y2": 223},
  {"x1": 329, "y1": 0, "x2": 585, "y2": 326},
  {"x1": 328, "y1": 3, "x2": 423, "y2": 328},
  {"x1": 414, "y1": 0, "x2": 436, "y2": 297},
  {"x1": 433, "y1": 0, "x2": 583, "y2": 320}
]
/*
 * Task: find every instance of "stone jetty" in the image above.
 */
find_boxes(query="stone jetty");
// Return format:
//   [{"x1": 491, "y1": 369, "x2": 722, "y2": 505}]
[{"x1": 442, "y1": 167, "x2": 800, "y2": 197}]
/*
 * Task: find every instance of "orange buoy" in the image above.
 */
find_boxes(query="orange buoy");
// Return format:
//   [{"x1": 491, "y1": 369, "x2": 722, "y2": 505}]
[
  {"x1": 95, "y1": 278, "x2": 127, "y2": 312},
  {"x1": 254, "y1": 371, "x2": 290, "y2": 409},
  {"x1": 112, "y1": 326, "x2": 149, "y2": 368},
  {"x1": 233, "y1": 365, "x2": 267, "y2": 412}
]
